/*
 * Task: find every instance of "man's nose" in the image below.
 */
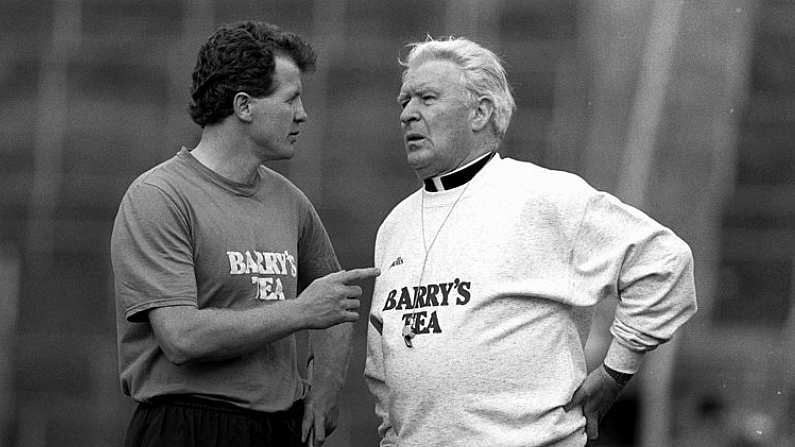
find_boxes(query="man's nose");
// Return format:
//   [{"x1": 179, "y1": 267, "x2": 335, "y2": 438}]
[
  {"x1": 400, "y1": 99, "x2": 419, "y2": 125},
  {"x1": 294, "y1": 98, "x2": 307, "y2": 122}
]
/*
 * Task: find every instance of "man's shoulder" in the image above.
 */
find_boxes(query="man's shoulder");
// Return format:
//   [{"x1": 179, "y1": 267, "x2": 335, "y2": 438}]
[
  {"x1": 124, "y1": 154, "x2": 185, "y2": 198},
  {"x1": 259, "y1": 164, "x2": 298, "y2": 190},
  {"x1": 258, "y1": 165, "x2": 314, "y2": 206},
  {"x1": 495, "y1": 156, "x2": 595, "y2": 198}
]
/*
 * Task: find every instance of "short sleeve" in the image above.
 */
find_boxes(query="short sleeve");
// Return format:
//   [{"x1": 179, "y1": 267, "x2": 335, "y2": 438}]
[
  {"x1": 111, "y1": 183, "x2": 198, "y2": 322},
  {"x1": 296, "y1": 199, "x2": 341, "y2": 292}
]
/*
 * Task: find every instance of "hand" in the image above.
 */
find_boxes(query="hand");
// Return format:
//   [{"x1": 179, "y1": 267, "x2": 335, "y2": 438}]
[
  {"x1": 564, "y1": 365, "x2": 627, "y2": 440},
  {"x1": 301, "y1": 387, "x2": 339, "y2": 447},
  {"x1": 297, "y1": 268, "x2": 380, "y2": 329}
]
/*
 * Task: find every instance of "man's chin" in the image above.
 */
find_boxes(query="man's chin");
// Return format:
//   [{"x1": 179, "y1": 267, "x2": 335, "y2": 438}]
[
  {"x1": 406, "y1": 156, "x2": 424, "y2": 172},
  {"x1": 262, "y1": 146, "x2": 295, "y2": 161},
  {"x1": 406, "y1": 158, "x2": 434, "y2": 180},
  {"x1": 406, "y1": 149, "x2": 430, "y2": 167}
]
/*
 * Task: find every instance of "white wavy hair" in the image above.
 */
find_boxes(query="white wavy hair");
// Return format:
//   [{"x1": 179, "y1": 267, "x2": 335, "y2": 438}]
[{"x1": 400, "y1": 36, "x2": 516, "y2": 138}]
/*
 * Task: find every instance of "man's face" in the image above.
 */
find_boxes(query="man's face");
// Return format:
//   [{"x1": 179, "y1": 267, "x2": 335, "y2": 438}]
[
  {"x1": 247, "y1": 55, "x2": 307, "y2": 160},
  {"x1": 398, "y1": 59, "x2": 476, "y2": 179}
]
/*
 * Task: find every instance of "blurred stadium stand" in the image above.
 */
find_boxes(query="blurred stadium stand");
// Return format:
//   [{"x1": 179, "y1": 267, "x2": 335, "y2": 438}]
[{"x1": 0, "y1": 1, "x2": 792, "y2": 446}]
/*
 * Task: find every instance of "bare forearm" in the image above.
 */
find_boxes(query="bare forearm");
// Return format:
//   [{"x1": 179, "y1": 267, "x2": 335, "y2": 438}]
[
  {"x1": 150, "y1": 267, "x2": 378, "y2": 366},
  {"x1": 150, "y1": 301, "x2": 309, "y2": 364},
  {"x1": 310, "y1": 322, "x2": 353, "y2": 392}
]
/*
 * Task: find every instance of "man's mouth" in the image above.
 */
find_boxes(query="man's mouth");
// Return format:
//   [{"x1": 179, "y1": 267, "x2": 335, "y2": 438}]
[{"x1": 405, "y1": 133, "x2": 425, "y2": 144}]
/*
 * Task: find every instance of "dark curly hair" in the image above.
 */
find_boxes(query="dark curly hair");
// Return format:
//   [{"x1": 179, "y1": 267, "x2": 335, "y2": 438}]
[{"x1": 188, "y1": 21, "x2": 316, "y2": 127}]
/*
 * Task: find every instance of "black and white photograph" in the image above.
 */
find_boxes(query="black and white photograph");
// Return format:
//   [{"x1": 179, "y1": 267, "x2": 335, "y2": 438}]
[{"x1": 0, "y1": 1, "x2": 792, "y2": 446}]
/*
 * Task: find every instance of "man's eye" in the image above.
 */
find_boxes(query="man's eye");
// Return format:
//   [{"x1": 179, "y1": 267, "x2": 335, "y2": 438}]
[{"x1": 422, "y1": 95, "x2": 435, "y2": 103}]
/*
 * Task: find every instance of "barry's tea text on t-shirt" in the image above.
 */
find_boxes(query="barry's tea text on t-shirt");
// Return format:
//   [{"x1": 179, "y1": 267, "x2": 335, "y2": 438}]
[{"x1": 226, "y1": 250, "x2": 298, "y2": 301}]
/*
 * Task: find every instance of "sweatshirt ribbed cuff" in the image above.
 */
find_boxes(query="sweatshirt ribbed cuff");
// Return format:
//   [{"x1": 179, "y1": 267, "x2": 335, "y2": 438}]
[{"x1": 604, "y1": 340, "x2": 645, "y2": 374}]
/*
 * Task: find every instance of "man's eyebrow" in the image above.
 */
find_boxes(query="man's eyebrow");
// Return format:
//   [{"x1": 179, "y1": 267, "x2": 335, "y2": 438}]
[
  {"x1": 397, "y1": 83, "x2": 434, "y2": 98},
  {"x1": 286, "y1": 86, "x2": 301, "y2": 100}
]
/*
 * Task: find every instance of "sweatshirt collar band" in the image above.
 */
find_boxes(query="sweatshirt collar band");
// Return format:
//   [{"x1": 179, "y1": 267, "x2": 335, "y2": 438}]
[{"x1": 423, "y1": 152, "x2": 495, "y2": 192}]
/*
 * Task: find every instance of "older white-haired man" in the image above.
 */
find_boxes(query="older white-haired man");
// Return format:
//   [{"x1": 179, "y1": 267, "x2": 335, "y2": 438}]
[{"x1": 364, "y1": 37, "x2": 697, "y2": 447}]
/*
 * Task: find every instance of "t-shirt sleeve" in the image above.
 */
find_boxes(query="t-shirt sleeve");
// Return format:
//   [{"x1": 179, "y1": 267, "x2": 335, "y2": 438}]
[
  {"x1": 570, "y1": 192, "x2": 697, "y2": 358},
  {"x1": 296, "y1": 199, "x2": 341, "y2": 291},
  {"x1": 111, "y1": 182, "x2": 198, "y2": 322}
]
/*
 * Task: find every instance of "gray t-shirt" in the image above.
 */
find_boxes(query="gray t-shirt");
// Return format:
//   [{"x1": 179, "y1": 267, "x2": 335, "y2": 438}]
[{"x1": 111, "y1": 147, "x2": 339, "y2": 412}]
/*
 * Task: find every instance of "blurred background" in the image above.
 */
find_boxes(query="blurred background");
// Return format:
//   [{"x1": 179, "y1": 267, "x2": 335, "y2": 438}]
[{"x1": 0, "y1": 0, "x2": 793, "y2": 445}]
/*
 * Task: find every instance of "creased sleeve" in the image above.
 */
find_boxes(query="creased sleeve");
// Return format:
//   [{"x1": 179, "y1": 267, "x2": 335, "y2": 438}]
[
  {"x1": 364, "y1": 228, "x2": 398, "y2": 446},
  {"x1": 571, "y1": 192, "x2": 697, "y2": 372}
]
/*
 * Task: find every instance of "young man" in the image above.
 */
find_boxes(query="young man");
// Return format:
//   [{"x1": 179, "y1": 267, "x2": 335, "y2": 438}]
[
  {"x1": 365, "y1": 37, "x2": 697, "y2": 446},
  {"x1": 111, "y1": 21, "x2": 378, "y2": 447}
]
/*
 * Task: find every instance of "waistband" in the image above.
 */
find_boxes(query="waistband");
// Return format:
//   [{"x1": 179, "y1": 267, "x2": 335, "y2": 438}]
[{"x1": 147, "y1": 394, "x2": 304, "y2": 419}]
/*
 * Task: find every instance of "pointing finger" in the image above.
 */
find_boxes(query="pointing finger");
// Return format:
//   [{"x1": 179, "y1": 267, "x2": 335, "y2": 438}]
[{"x1": 335, "y1": 267, "x2": 381, "y2": 283}]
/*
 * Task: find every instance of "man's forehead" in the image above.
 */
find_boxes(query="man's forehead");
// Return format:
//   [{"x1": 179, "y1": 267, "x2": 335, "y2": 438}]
[
  {"x1": 274, "y1": 55, "x2": 303, "y2": 92},
  {"x1": 399, "y1": 79, "x2": 436, "y2": 93},
  {"x1": 400, "y1": 61, "x2": 463, "y2": 92}
]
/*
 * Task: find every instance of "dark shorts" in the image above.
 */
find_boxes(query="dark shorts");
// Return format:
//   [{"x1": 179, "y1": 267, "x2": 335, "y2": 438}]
[{"x1": 124, "y1": 395, "x2": 305, "y2": 447}]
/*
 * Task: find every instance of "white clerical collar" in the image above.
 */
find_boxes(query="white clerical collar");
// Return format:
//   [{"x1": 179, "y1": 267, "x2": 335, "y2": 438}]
[{"x1": 423, "y1": 152, "x2": 496, "y2": 192}]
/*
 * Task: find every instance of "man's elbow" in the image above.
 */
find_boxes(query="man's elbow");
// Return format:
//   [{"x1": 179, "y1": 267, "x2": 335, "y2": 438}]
[
  {"x1": 159, "y1": 334, "x2": 201, "y2": 365},
  {"x1": 149, "y1": 306, "x2": 209, "y2": 365},
  {"x1": 153, "y1": 320, "x2": 210, "y2": 365},
  {"x1": 158, "y1": 330, "x2": 239, "y2": 365},
  {"x1": 672, "y1": 237, "x2": 698, "y2": 317},
  {"x1": 668, "y1": 233, "x2": 694, "y2": 268}
]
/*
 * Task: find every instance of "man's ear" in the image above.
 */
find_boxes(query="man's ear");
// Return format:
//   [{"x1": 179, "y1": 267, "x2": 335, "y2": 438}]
[
  {"x1": 470, "y1": 96, "x2": 494, "y2": 132},
  {"x1": 233, "y1": 92, "x2": 254, "y2": 122}
]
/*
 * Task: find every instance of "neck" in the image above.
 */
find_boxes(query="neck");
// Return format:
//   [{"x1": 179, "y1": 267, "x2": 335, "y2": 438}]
[{"x1": 191, "y1": 125, "x2": 261, "y2": 184}]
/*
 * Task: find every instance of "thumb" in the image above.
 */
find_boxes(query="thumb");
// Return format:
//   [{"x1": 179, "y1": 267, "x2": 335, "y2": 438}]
[{"x1": 564, "y1": 385, "x2": 586, "y2": 412}]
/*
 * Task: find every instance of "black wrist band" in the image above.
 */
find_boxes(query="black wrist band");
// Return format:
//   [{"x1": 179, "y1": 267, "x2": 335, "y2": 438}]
[{"x1": 603, "y1": 363, "x2": 633, "y2": 386}]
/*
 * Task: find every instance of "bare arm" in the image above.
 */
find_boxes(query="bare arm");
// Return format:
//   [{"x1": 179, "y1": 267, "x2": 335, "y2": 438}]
[
  {"x1": 149, "y1": 268, "x2": 379, "y2": 365},
  {"x1": 150, "y1": 300, "x2": 305, "y2": 364},
  {"x1": 310, "y1": 322, "x2": 352, "y2": 399},
  {"x1": 300, "y1": 322, "x2": 353, "y2": 445}
]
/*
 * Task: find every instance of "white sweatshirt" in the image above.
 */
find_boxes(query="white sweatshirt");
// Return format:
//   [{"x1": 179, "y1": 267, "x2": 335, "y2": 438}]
[{"x1": 365, "y1": 154, "x2": 697, "y2": 447}]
